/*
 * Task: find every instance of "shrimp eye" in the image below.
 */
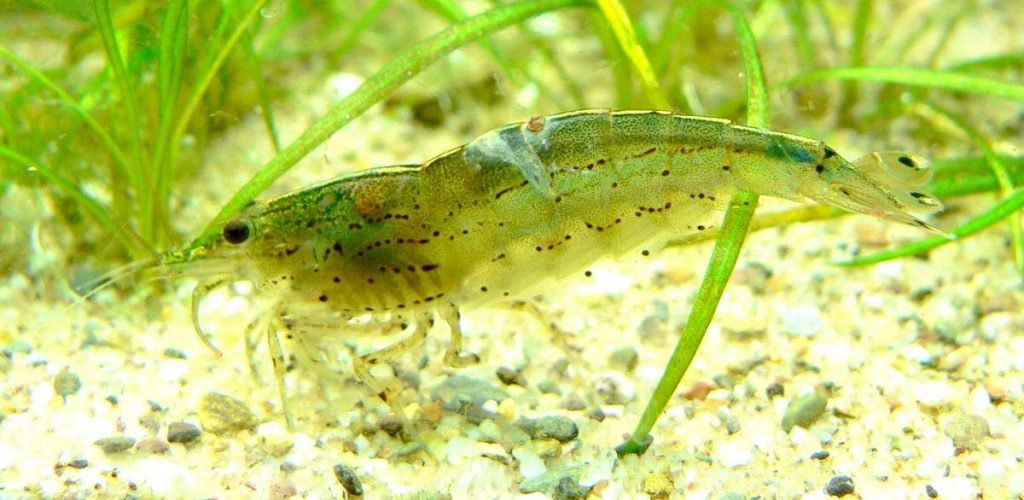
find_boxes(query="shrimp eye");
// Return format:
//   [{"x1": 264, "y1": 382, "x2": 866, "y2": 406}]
[{"x1": 222, "y1": 220, "x2": 250, "y2": 244}]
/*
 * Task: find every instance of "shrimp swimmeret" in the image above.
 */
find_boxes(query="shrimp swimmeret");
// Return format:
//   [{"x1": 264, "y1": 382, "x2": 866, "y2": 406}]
[{"x1": 130, "y1": 109, "x2": 946, "y2": 428}]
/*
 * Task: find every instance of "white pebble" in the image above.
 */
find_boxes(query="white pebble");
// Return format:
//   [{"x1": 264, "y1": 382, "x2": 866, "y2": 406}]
[
  {"x1": 781, "y1": 305, "x2": 823, "y2": 337},
  {"x1": 969, "y1": 386, "x2": 991, "y2": 413},
  {"x1": 158, "y1": 359, "x2": 189, "y2": 383},
  {"x1": 979, "y1": 458, "x2": 1004, "y2": 489},
  {"x1": 913, "y1": 381, "x2": 955, "y2": 408},
  {"x1": 512, "y1": 446, "x2": 546, "y2": 478},
  {"x1": 713, "y1": 438, "x2": 753, "y2": 467}
]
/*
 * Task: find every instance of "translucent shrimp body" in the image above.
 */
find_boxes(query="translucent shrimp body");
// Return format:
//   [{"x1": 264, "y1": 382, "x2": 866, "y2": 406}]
[{"x1": 164, "y1": 109, "x2": 943, "y2": 426}]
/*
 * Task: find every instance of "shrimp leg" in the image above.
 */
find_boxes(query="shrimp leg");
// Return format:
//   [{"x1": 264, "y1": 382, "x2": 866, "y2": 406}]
[{"x1": 439, "y1": 304, "x2": 479, "y2": 368}]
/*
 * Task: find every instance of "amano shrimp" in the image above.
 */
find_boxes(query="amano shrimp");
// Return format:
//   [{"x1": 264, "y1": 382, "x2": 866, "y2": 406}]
[{"x1": 144, "y1": 109, "x2": 944, "y2": 428}]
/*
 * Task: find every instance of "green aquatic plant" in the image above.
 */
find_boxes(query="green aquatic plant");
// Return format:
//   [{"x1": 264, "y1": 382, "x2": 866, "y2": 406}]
[{"x1": 1, "y1": 0, "x2": 279, "y2": 259}]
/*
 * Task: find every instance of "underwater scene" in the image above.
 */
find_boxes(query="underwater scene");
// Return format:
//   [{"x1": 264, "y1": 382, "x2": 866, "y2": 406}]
[{"x1": 1, "y1": 0, "x2": 1022, "y2": 497}]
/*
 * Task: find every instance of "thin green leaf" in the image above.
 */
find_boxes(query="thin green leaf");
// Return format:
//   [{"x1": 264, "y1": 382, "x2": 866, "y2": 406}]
[
  {"x1": 190, "y1": 0, "x2": 593, "y2": 250},
  {"x1": 780, "y1": 0, "x2": 816, "y2": 70},
  {"x1": 336, "y1": 0, "x2": 391, "y2": 62},
  {"x1": 591, "y1": 9, "x2": 633, "y2": 108},
  {"x1": 93, "y1": 0, "x2": 149, "y2": 234},
  {"x1": 0, "y1": 146, "x2": 149, "y2": 255},
  {"x1": 595, "y1": 0, "x2": 669, "y2": 109},
  {"x1": 151, "y1": 0, "x2": 190, "y2": 243},
  {"x1": 164, "y1": 0, "x2": 270, "y2": 219},
  {"x1": 619, "y1": 1, "x2": 767, "y2": 456},
  {"x1": 789, "y1": 66, "x2": 1024, "y2": 102},
  {"x1": 836, "y1": 188, "x2": 1024, "y2": 267},
  {"x1": 0, "y1": 44, "x2": 137, "y2": 188},
  {"x1": 946, "y1": 52, "x2": 1024, "y2": 73},
  {"x1": 238, "y1": 9, "x2": 282, "y2": 153},
  {"x1": 838, "y1": 0, "x2": 871, "y2": 123}
]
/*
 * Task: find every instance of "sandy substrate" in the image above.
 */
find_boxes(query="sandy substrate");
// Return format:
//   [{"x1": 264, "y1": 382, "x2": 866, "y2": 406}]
[{"x1": 2, "y1": 71, "x2": 1023, "y2": 498}]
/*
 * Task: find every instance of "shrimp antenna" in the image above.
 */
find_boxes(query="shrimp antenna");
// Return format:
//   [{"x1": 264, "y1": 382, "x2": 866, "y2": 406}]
[{"x1": 65, "y1": 258, "x2": 158, "y2": 311}]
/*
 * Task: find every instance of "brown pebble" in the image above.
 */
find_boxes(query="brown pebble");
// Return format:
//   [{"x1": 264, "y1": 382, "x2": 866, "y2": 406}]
[
  {"x1": 378, "y1": 414, "x2": 404, "y2": 437},
  {"x1": 269, "y1": 479, "x2": 298, "y2": 500},
  {"x1": 683, "y1": 381, "x2": 716, "y2": 401},
  {"x1": 419, "y1": 400, "x2": 443, "y2": 424},
  {"x1": 135, "y1": 438, "x2": 170, "y2": 454}
]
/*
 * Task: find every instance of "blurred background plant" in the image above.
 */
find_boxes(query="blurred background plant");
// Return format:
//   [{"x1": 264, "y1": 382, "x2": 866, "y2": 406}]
[{"x1": 0, "y1": 0, "x2": 1020, "y2": 286}]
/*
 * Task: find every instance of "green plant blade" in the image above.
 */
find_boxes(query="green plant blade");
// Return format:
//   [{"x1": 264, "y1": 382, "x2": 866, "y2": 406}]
[
  {"x1": 789, "y1": 66, "x2": 1024, "y2": 102},
  {"x1": 93, "y1": 0, "x2": 150, "y2": 236},
  {"x1": 907, "y1": 101, "x2": 1023, "y2": 271},
  {"x1": 151, "y1": 0, "x2": 190, "y2": 244},
  {"x1": 165, "y1": 0, "x2": 270, "y2": 211},
  {"x1": 190, "y1": 0, "x2": 593, "y2": 250},
  {"x1": 0, "y1": 146, "x2": 149, "y2": 255},
  {"x1": 0, "y1": 44, "x2": 137, "y2": 189},
  {"x1": 836, "y1": 187, "x2": 1024, "y2": 267},
  {"x1": 618, "y1": 1, "x2": 767, "y2": 456},
  {"x1": 595, "y1": 0, "x2": 669, "y2": 109}
]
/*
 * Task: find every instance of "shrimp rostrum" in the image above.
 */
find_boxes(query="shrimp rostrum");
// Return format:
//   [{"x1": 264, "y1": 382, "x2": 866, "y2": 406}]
[{"x1": 152, "y1": 109, "x2": 944, "y2": 428}]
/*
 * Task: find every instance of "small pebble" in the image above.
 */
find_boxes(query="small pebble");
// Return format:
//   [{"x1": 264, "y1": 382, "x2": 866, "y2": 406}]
[
  {"x1": 269, "y1": 478, "x2": 298, "y2": 500},
  {"x1": 914, "y1": 381, "x2": 956, "y2": 408},
  {"x1": 942, "y1": 411, "x2": 990, "y2": 450},
  {"x1": 163, "y1": 348, "x2": 187, "y2": 359},
  {"x1": 496, "y1": 366, "x2": 526, "y2": 386},
  {"x1": 135, "y1": 438, "x2": 170, "y2": 454},
  {"x1": 712, "y1": 373, "x2": 736, "y2": 390},
  {"x1": 67, "y1": 457, "x2": 89, "y2": 469},
  {"x1": 167, "y1": 422, "x2": 201, "y2": 444},
  {"x1": 716, "y1": 409, "x2": 741, "y2": 435},
  {"x1": 562, "y1": 393, "x2": 587, "y2": 411},
  {"x1": 104, "y1": 395, "x2": 119, "y2": 405},
  {"x1": 609, "y1": 346, "x2": 639, "y2": 371},
  {"x1": 782, "y1": 392, "x2": 828, "y2": 432},
  {"x1": 378, "y1": 414, "x2": 405, "y2": 437},
  {"x1": 431, "y1": 375, "x2": 508, "y2": 412},
  {"x1": 54, "y1": 367, "x2": 81, "y2": 400},
  {"x1": 727, "y1": 354, "x2": 767, "y2": 376},
  {"x1": 781, "y1": 305, "x2": 824, "y2": 337},
  {"x1": 810, "y1": 450, "x2": 830, "y2": 460},
  {"x1": 147, "y1": 400, "x2": 164, "y2": 412},
  {"x1": 719, "y1": 493, "x2": 746, "y2": 500},
  {"x1": 766, "y1": 382, "x2": 785, "y2": 398},
  {"x1": 197, "y1": 392, "x2": 258, "y2": 434},
  {"x1": 419, "y1": 400, "x2": 443, "y2": 424},
  {"x1": 94, "y1": 436, "x2": 135, "y2": 454},
  {"x1": 588, "y1": 407, "x2": 605, "y2": 422},
  {"x1": 595, "y1": 373, "x2": 634, "y2": 405},
  {"x1": 514, "y1": 415, "x2": 578, "y2": 443},
  {"x1": 519, "y1": 469, "x2": 581, "y2": 495},
  {"x1": 476, "y1": 419, "x2": 502, "y2": 443},
  {"x1": 537, "y1": 380, "x2": 561, "y2": 395},
  {"x1": 530, "y1": 438, "x2": 563, "y2": 459},
  {"x1": 925, "y1": 484, "x2": 938, "y2": 498},
  {"x1": 683, "y1": 381, "x2": 716, "y2": 400},
  {"x1": 5, "y1": 339, "x2": 32, "y2": 354},
  {"x1": 553, "y1": 476, "x2": 589, "y2": 499},
  {"x1": 642, "y1": 472, "x2": 673, "y2": 498},
  {"x1": 333, "y1": 463, "x2": 363, "y2": 496},
  {"x1": 825, "y1": 475, "x2": 855, "y2": 497}
]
